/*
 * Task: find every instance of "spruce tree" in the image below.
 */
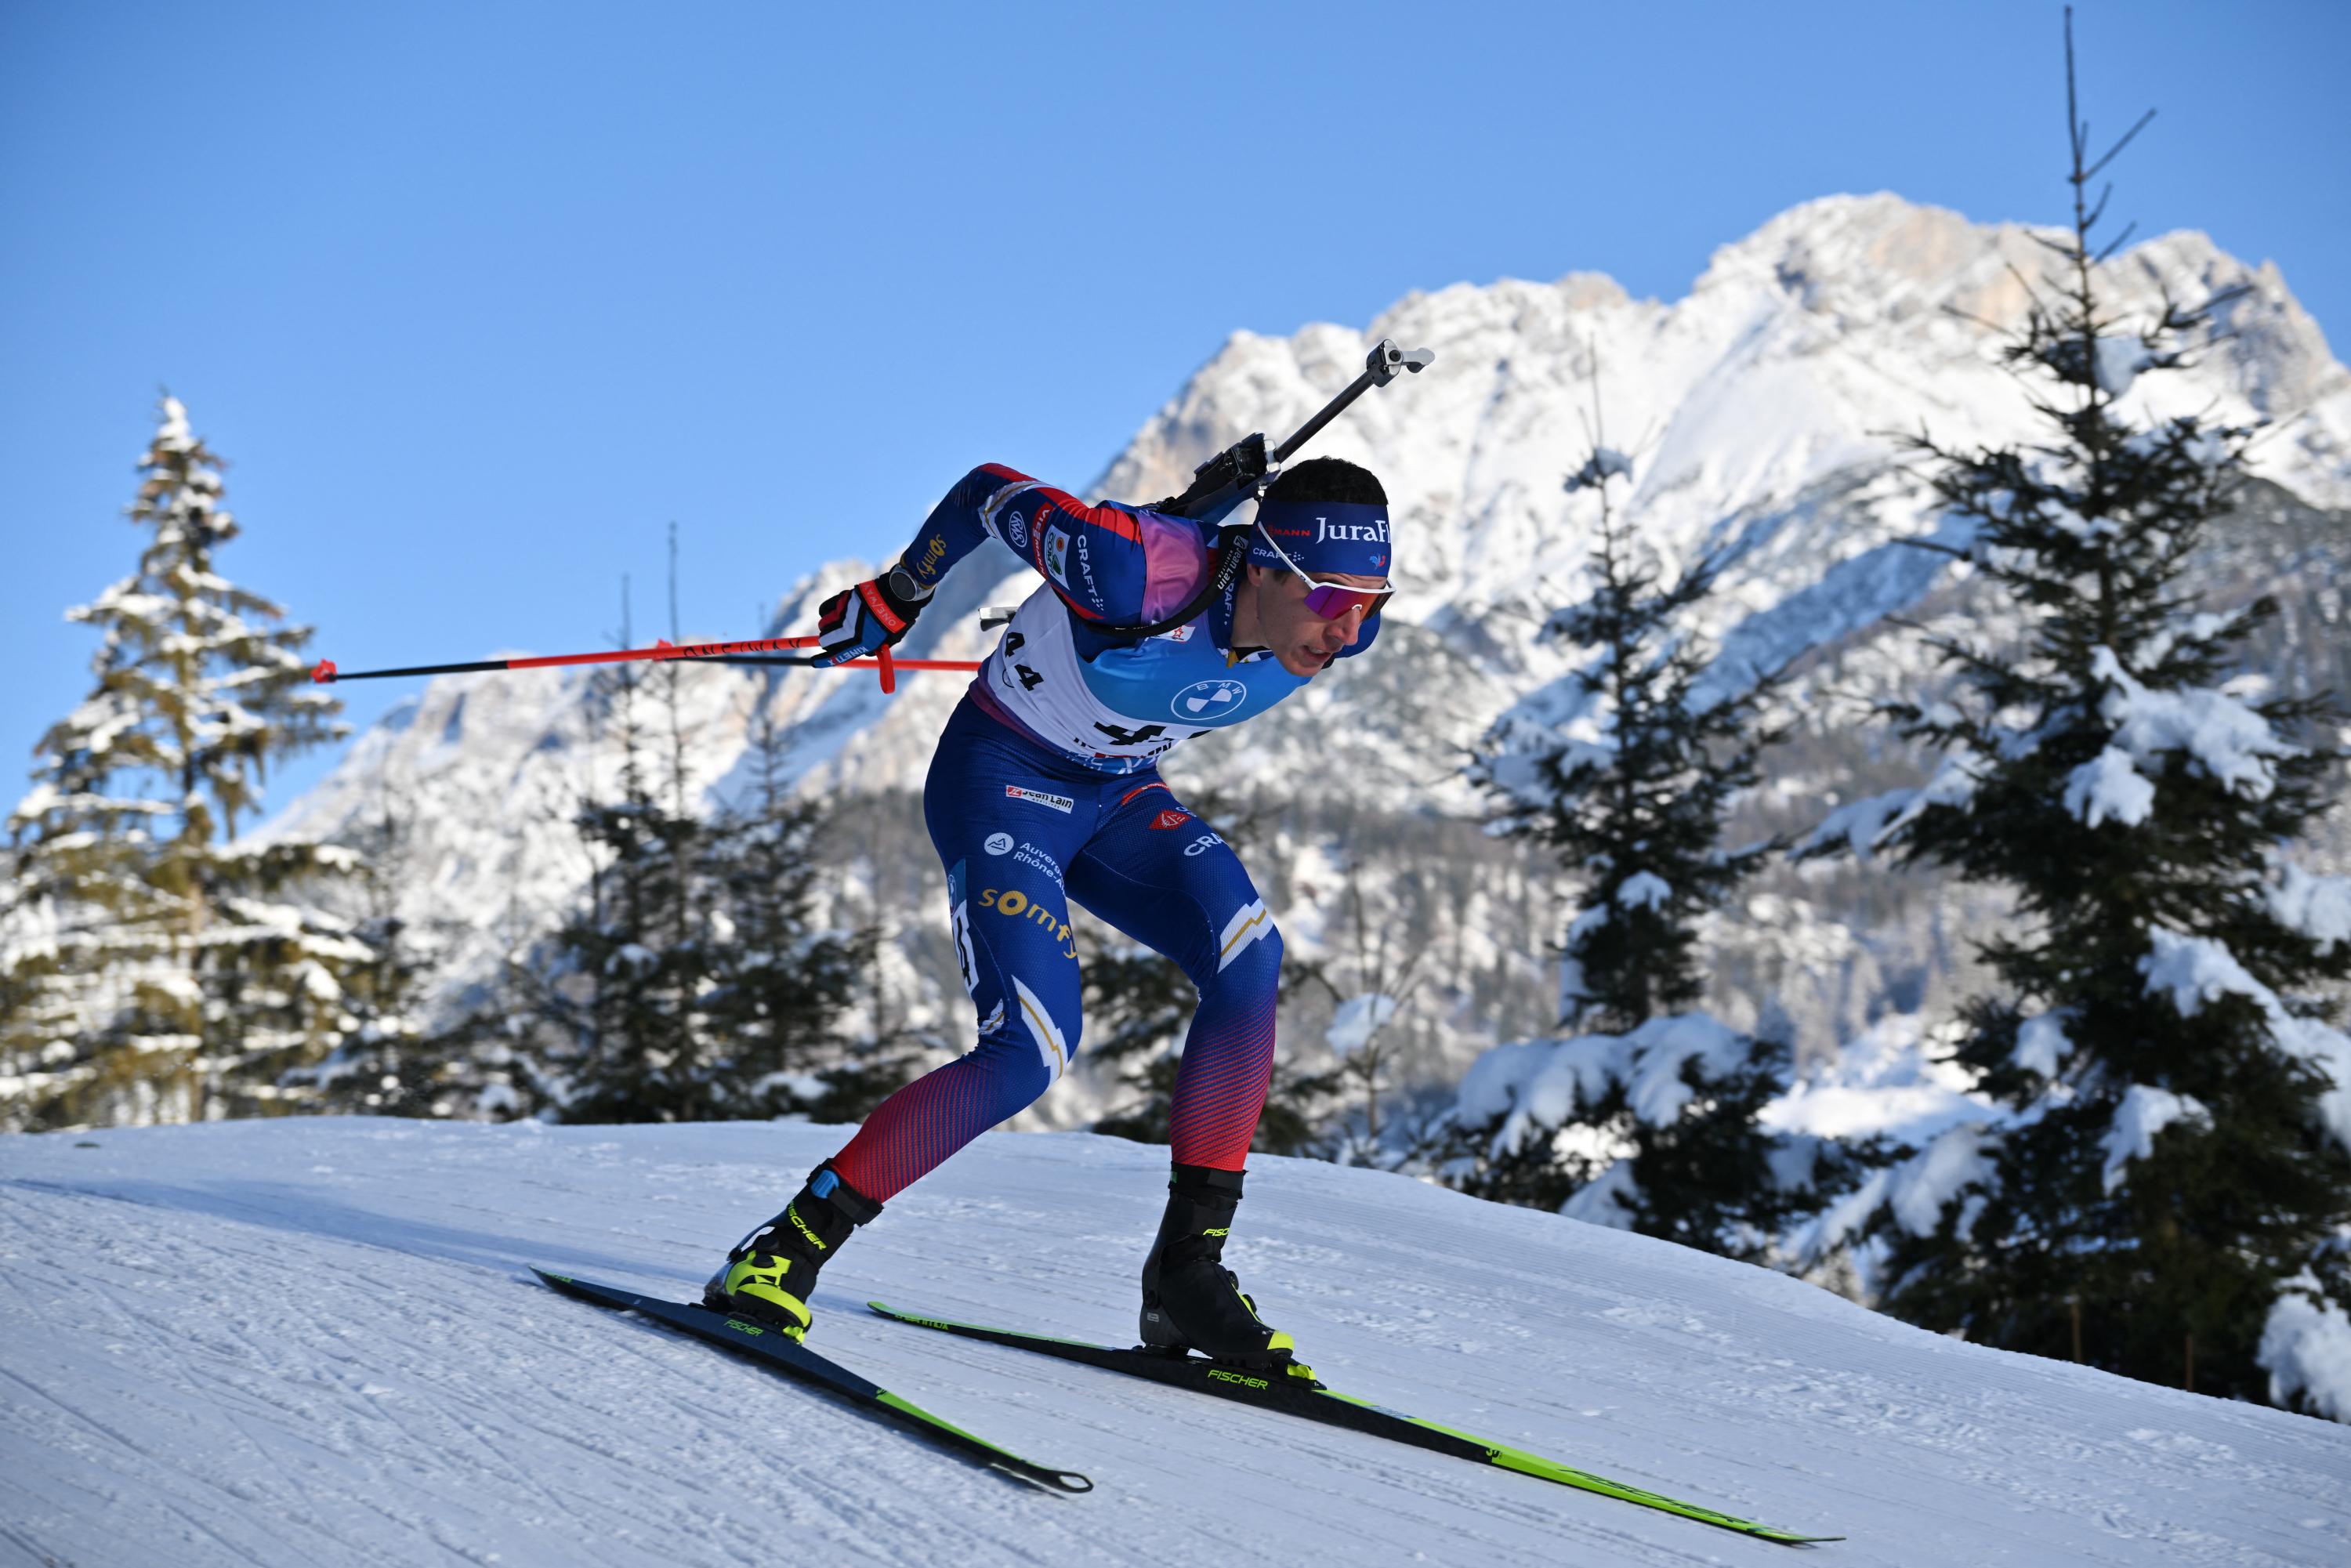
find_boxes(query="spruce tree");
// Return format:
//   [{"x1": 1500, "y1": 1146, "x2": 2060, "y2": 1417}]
[
  {"x1": 1288, "y1": 850, "x2": 1425, "y2": 1165},
  {"x1": 279, "y1": 784, "x2": 538, "y2": 1121},
  {"x1": 280, "y1": 787, "x2": 433, "y2": 1115},
  {"x1": 1817, "y1": 16, "x2": 2351, "y2": 1409},
  {"x1": 1452, "y1": 410, "x2": 1852, "y2": 1258},
  {"x1": 528, "y1": 643, "x2": 881, "y2": 1125},
  {"x1": 2, "y1": 396, "x2": 363, "y2": 1129},
  {"x1": 542, "y1": 654, "x2": 725, "y2": 1123},
  {"x1": 408, "y1": 893, "x2": 565, "y2": 1121},
  {"x1": 697, "y1": 705, "x2": 890, "y2": 1122}
]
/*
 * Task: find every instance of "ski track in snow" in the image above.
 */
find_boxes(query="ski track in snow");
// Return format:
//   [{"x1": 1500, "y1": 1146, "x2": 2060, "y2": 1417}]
[{"x1": 2, "y1": 1121, "x2": 2346, "y2": 1567}]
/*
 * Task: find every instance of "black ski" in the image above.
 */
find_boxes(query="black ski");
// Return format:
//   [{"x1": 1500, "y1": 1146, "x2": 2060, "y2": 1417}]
[
  {"x1": 531, "y1": 1269, "x2": 1091, "y2": 1494},
  {"x1": 868, "y1": 1300, "x2": 1835, "y2": 1544}
]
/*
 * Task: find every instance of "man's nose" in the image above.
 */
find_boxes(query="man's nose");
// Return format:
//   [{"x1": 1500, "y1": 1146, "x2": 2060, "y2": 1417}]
[{"x1": 1331, "y1": 606, "x2": 1367, "y2": 646}]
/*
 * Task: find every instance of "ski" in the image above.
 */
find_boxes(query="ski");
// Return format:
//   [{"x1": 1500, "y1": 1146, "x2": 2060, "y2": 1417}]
[
  {"x1": 531, "y1": 1269, "x2": 1091, "y2": 1494},
  {"x1": 868, "y1": 1301, "x2": 1835, "y2": 1544}
]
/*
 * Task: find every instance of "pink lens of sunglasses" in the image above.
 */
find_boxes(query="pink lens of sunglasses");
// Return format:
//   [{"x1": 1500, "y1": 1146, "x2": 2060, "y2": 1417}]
[
  {"x1": 1255, "y1": 520, "x2": 1390, "y2": 620},
  {"x1": 1301, "y1": 582, "x2": 1393, "y2": 619}
]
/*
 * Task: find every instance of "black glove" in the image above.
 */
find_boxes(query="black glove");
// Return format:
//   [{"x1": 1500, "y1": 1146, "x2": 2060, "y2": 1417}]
[
  {"x1": 813, "y1": 566, "x2": 931, "y2": 668},
  {"x1": 1153, "y1": 433, "x2": 1270, "y2": 520}
]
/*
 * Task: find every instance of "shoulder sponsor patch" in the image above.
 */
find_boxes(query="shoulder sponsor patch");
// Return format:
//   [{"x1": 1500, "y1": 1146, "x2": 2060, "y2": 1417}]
[
  {"x1": 1005, "y1": 784, "x2": 1074, "y2": 813},
  {"x1": 1043, "y1": 524, "x2": 1070, "y2": 587},
  {"x1": 1148, "y1": 809, "x2": 1192, "y2": 831}
]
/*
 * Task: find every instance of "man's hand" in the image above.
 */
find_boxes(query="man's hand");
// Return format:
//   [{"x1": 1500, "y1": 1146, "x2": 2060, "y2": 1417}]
[{"x1": 813, "y1": 567, "x2": 932, "y2": 667}]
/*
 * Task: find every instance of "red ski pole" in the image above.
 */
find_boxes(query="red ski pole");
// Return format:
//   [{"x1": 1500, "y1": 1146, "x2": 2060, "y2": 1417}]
[{"x1": 310, "y1": 636, "x2": 978, "y2": 693}]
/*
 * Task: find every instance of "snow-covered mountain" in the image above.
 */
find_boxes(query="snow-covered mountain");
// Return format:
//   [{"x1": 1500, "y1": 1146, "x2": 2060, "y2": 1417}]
[
  {"x1": 5, "y1": 1117, "x2": 2345, "y2": 1566},
  {"x1": 266, "y1": 192, "x2": 2351, "y2": 1090}
]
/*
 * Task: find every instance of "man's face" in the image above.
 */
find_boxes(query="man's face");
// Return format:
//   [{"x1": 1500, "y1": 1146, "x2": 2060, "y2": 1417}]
[{"x1": 1252, "y1": 564, "x2": 1386, "y2": 677}]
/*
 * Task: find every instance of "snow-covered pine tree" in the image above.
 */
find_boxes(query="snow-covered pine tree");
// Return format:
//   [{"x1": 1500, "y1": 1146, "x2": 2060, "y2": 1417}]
[
  {"x1": 281, "y1": 783, "x2": 541, "y2": 1122},
  {"x1": 526, "y1": 628, "x2": 886, "y2": 1125},
  {"x1": 1804, "y1": 16, "x2": 2351, "y2": 1411},
  {"x1": 1450, "y1": 400, "x2": 1853, "y2": 1258},
  {"x1": 2, "y1": 397, "x2": 366, "y2": 1130},
  {"x1": 697, "y1": 704, "x2": 891, "y2": 1122},
  {"x1": 279, "y1": 787, "x2": 433, "y2": 1115},
  {"x1": 397, "y1": 893, "x2": 561, "y2": 1122},
  {"x1": 541, "y1": 653, "x2": 725, "y2": 1123},
  {"x1": 1289, "y1": 847, "x2": 1426, "y2": 1166}
]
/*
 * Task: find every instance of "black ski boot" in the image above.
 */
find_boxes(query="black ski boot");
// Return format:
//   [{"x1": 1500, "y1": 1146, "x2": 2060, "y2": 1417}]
[
  {"x1": 703, "y1": 1161, "x2": 882, "y2": 1341},
  {"x1": 1139, "y1": 1164, "x2": 1311, "y2": 1378}
]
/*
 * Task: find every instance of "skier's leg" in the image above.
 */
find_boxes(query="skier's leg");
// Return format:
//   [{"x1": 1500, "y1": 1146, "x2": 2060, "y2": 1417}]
[
  {"x1": 708, "y1": 706, "x2": 1092, "y2": 1336},
  {"x1": 1065, "y1": 781, "x2": 1282, "y2": 1171},
  {"x1": 1066, "y1": 783, "x2": 1301, "y2": 1370},
  {"x1": 828, "y1": 720, "x2": 1091, "y2": 1204}
]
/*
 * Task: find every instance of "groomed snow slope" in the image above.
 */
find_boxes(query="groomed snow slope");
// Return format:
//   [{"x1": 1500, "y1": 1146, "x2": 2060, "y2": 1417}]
[{"x1": 3, "y1": 1121, "x2": 2346, "y2": 1567}]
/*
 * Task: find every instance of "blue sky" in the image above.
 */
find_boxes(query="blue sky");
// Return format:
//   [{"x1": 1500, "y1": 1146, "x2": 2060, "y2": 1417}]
[{"x1": 5, "y1": 0, "x2": 2346, "y2": 817}]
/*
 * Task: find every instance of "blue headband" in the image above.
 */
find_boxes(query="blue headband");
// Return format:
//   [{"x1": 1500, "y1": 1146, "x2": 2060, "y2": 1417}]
[{"x1": 1248, "y1": 499, "x2": 1393, "y2": 581}]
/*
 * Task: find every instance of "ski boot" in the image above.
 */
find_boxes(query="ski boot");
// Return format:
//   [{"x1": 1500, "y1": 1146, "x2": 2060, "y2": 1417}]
[
  {"x1": 703, "y1": 1161, "x2": 882, "y2": 1341},
  {"x1": 1139, "y1": 1164, "x2": 1315, "y2": 1382}
]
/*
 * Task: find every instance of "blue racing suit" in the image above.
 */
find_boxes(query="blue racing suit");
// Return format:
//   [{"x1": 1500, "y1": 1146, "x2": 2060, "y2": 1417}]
[{"x1": 829, "y1": 465, "x2": 1381, "y2": 1199}]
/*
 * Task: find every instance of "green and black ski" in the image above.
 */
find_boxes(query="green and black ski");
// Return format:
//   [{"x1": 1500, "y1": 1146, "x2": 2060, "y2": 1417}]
[
  {"x1": 531, "y1": 1269, "x2": 1091, "y2": 1494},
  {"x1": 868, "y1": 1300, "x2": 1835, "y2": 1545}
]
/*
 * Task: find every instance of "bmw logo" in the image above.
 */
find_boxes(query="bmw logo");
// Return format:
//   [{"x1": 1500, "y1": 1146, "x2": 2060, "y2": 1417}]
[
  {"x1": 984, "y1": 832, "x2": 1014, "y2": 854},
  {"x1": 1172, "y1": 679, "x2": 1248, "y2": 719}
]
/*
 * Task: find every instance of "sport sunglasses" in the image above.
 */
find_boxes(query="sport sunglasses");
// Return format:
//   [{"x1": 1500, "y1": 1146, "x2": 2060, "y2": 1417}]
[{"x1": 1253, "y1": 521, "x2": 1393, "y2": 620}]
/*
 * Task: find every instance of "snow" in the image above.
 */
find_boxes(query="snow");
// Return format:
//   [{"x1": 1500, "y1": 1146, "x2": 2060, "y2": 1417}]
[
  {"x1": 2094, "y1": 335, "x2": 2157, "y2": 398},
  {"x1": 154, "y1": 395, "x2": 194, "y2": 452},
  {"x1": 2139, "y1": 925, "x2": 2271, "y2": 1020},
  {"x1": 3, "y1": 1118, "x2": 2346, "y2": 1567},
  {"x1": 294, "y1": 959, "x2": 343, "y2": 1003},
  {"x1": 1796, "y1": 1124, "x2": 2003, "y2": 1260},
  {"x1": 1797, "y1": 788, "x2": 1914, "y2": 861},
  {"x1": 1763, "y1": 1012, "x2": 1991, "y2": 1146},
  {"x1": 1558, "y1": 1156, "x2": 1640, "y2": 1227},
  {"x1": 1455, "y1": 1013, "x2": 1755, "y2": 1145},
  {"x1": 607, "y1": 942, "x2": 660, "y2": 977},
  {"x1": 2268, "y1": 863, "x2": 2351, "y2": 955},
  {"x1": 2066, "y1": 746, "x2": 2157, "y2": 828},
  {"x1": 2138, "y1": 926, "x2": 2351, "y2": 1154},
  {"x1": 2092, "y1": 647, "x2": 2296, "y2": 802},
  {"x1": 1890, "y1": 1122, "x2": 2000, "y2": 1238},
  {"x1": 2263, "y1": 1274, "x2": 2351, "y2": 1425},
  {"x1": 2101, "y1": 1085, "x2": 2212, "y2": 1194},
  {"x1": 2012, "y1": 1011, "x2": 2074, "y2": 1077},
  {"x1": 1322, "y1": 994, "x2": 1398, "y2": 1058},
  {"x1": 1614, "y1": 871, "x2": 1672, "y2": 910},
  {"x1": 1797, "y1": 752, "x2": 1988, "y2": 863},
  {"x1": 1563, "y1": 447, "x2": 1634, "y2": 493}
]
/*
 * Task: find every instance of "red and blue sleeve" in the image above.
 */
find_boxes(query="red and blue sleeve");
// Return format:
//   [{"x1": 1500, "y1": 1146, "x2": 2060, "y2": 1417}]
[{"x1": 897, "y1": 463, "x2": 1194, "y2": 625}]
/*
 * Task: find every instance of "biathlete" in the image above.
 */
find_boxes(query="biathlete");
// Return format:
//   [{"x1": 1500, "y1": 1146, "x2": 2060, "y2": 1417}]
[{"x1": 705, "y1": 454, "x2": 1393, "y2": 1372}]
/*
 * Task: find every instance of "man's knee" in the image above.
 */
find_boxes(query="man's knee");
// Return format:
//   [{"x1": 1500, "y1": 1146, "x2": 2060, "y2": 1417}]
[
  {"x1": 976, "y1": 968, "x2": 1081, "y2": 1090},
  {"x1": 1205, "y1": 901, "x2": 1281, "y2": 994}
]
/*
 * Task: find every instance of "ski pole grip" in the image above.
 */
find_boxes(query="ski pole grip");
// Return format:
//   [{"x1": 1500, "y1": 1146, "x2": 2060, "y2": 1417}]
[{"x1": 312, "y1": 660, "x2": 338, "y2": 684}]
